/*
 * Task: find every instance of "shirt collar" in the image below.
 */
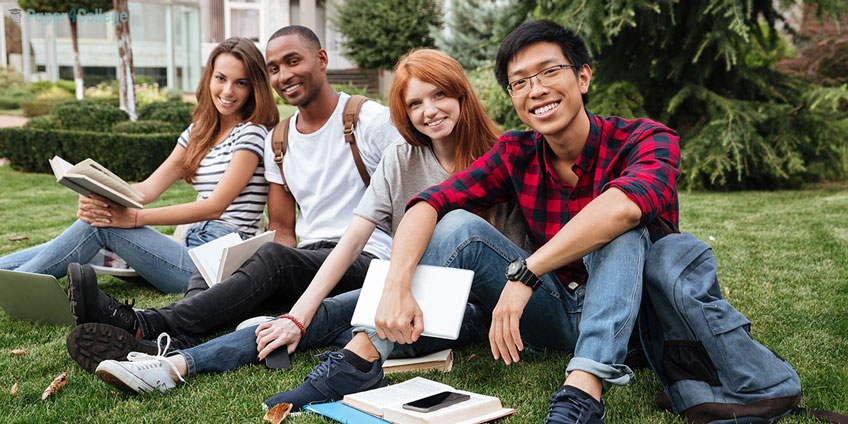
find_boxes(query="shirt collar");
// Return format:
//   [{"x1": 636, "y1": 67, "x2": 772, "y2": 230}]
[{"x1": 536, "y1": 109, "x2": 601, "y2": 180}]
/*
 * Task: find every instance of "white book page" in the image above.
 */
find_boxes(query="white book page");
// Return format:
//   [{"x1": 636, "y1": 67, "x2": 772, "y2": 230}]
[
  {"x1": 343, "y1": 377, "x2": 454, "y2": 416},
  {"x1": 216, "y1": 230, "x2": 275, "y2": 283},
  {"x1": 50, "y1": 156, "x2": 73, "y2": 177},
  {"x1": 383, "y1": 349, "x2": 451, "y2": 369},
  {"x1": 69, "y1": 158, "x2": 144, "y2": 202},
  {"x1": 382, "y1": 391, "x2": 504, "y2": 424},
  {"x1": 187, "y1": 232, "x2": 242, "y2": 286}
]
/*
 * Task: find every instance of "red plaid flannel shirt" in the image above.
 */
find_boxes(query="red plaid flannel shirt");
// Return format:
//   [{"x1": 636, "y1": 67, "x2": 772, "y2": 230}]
[{"x1": 410, "y1": 111, "x2": 680, "y2": 290}]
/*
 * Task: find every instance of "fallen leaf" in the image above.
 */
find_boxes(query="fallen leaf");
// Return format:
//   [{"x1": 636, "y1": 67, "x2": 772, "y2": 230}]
[
  {"x1": 10, "y1": 349, "x2": 25, "y2": 355},
  {"x1": 724, "y1": 286, "x2": 731, "y2": 300},
  {"x1": 41, "y1": 371, "x2": 68, "y2": 401},
  {"x1": 466, "y1": 353, "x2": 476, "y2": 364},
  {"x1": 263, "y1": 402, "x2": 292, "y2": 424},
  {"x1": 753, "y1": 249, "x2": 759, "y2": 253},
  {"x1": 10, "y1": 383, "x2": 18, "y2": 395},
  {"x1": 8, "y1": 236, "x2": 28, "y2": 241}
]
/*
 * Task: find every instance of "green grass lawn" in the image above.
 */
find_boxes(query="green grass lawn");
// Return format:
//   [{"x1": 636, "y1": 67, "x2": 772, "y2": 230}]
[{"x1": 0, "y1": 165, "x2": 846, "y2": 423}]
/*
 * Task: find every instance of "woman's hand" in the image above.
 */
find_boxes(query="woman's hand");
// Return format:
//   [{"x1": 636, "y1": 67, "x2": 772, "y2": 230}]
[
  {"x1": 255, "y1": 318, "x2": 304, "y2": 359},
  {"x1": 374, "y1": 285, "x2": 423, "y2": 344},
  {"x1": 77, "y1": 194, "x2": 113, "y2": 225}
]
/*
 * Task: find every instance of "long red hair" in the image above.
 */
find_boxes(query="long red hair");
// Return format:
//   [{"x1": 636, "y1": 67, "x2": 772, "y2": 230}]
[
  {"x1": 182, "y1": 37, "x2": 279, "y2": 183},
  {"x1": 388, "y1": 49, "x2": 501, "y2": 175}
]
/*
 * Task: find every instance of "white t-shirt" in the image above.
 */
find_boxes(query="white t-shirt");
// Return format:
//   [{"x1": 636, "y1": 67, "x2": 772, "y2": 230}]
[
  {"x1": 263, "y1": 92, "x2": 401, "y2": 259},
  {"x1": 178, "y1": 122, "x2": 268, "y2": 235}
]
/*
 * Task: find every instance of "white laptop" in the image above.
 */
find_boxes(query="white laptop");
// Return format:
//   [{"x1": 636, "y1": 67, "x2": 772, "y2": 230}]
[
  {"x1": 350, "y1": 259, "x2": 474, "y2": 340},
  {"x1": 0, "y1": 269, "x2": 75, "y2": 326}
]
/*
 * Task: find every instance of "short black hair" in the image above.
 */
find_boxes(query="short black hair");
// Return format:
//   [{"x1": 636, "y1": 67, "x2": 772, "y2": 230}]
[
  {"x1": 495, "y1": 20, "x2": 591, "y2": 102},
  {"x1": 268, "y1": 25, "x2": 322, "y2": 50}
]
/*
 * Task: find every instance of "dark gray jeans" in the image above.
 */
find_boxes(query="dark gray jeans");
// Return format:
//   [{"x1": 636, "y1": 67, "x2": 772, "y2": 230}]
[{"x1": 135, "y1": 241, "x2": 375, "y2": 345}]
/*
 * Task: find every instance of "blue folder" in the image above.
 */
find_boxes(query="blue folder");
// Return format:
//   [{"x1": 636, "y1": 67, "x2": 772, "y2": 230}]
[{"x1": 304, "y1": 401, "x2": 390, "y2": 424}]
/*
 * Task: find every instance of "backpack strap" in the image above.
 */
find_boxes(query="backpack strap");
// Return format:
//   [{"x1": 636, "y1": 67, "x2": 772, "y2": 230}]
[
  {"x1": 272, "y1": 115, "x2": 293, "y2": 192},
  {"x1": 342, "y1": 94, "x2": 371, "y2": 187}
]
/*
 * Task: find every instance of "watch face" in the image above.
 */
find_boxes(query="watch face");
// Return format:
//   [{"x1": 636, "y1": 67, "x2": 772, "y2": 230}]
[{"x1": 506, "y1": 260, "x2": 520, "y2": 277}]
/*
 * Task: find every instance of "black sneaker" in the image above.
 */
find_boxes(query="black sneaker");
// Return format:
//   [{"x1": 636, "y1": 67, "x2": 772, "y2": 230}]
[
  {"x1": 67, "y1": 323, "x2": 159, "y2": 374},
  {"x1": 544, "y1": 386, "x2": 605, "y2": 424},
  {"x1": 67, "y1": 262, "x2": 138, "y2": 334},
  {"x1": 264, "y1": 351, "x2": 388, "y2": 411}
]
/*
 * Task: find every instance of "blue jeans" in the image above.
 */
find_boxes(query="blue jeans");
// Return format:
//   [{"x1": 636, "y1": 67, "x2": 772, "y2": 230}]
[
  {"x1": 0, "y1": 219, "x2": 243, "y2": 293},
  {"x1": 411, "y1": 209, "x2": 651, "y2": 388},
  {"x1": 179, "y1": 289, "x2": 488, "y2": 376}
]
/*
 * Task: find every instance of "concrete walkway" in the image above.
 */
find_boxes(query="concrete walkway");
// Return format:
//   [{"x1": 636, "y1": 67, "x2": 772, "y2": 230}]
[{"x1": 0, "y1": 114, "x2": 28, "y2": 128}]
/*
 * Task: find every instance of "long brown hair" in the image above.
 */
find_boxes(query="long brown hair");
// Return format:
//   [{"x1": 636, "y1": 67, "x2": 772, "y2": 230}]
[
  {"x1": 182, "y1": 37, "x2": 279, "y2": 183},
  {"x1": 388, "y1": 49, "x2": 501, "y2": 175}
]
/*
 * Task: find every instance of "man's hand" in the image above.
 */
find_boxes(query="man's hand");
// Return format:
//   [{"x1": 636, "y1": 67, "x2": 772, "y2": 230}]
[
  {"x1": 489, "y1": 280, "x2": 533, "y2": 365},
  {"x1": 374, "y1": 286, "x2": 423, "y2": 344},
  {"x1": 255, "y1": 318, "x2": 303, "y2": 359}
]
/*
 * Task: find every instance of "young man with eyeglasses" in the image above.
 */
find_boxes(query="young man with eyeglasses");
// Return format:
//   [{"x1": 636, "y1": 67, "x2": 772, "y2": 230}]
[{"x1": 364, "y1": 20, "x2": 679, "y2": 423}]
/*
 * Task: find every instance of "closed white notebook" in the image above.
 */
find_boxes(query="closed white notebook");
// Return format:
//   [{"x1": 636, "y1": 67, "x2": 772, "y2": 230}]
[{"x1": 350, "y1": 259, "x2": 474, "y2": 340}]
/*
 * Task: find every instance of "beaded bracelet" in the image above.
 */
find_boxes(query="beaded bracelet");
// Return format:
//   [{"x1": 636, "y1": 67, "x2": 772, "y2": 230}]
[{"x1": 279, "y1": 314, "x2": 306, "y2": 337}]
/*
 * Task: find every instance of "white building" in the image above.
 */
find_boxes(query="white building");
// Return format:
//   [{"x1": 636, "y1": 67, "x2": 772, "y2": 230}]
[{"x1": 1, "y1": 0, "x2": 368, "y2": 93}]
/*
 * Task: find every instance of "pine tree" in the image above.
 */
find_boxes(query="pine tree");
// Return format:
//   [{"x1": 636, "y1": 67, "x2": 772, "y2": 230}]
[{"x1": 435, "y1": 0, "x2": 503, "y2": 69}]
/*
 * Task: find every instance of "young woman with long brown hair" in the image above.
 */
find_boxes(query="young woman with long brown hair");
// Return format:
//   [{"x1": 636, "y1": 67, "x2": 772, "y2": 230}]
[
  {"x1": 0, "y1": 37, "x2": 278, "y2": 293},
  {"x1": 89, "y1": 49, "x2": 526, "y2": 402}
]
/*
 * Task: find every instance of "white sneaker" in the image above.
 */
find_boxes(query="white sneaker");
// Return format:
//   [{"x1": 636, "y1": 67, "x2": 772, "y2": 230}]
[
  {"x1": 95, "y1": 333, "x2": 185, "y2": 394},
  {"x1": 236, "y1": 315, "x2": 275, "y2": 331}
]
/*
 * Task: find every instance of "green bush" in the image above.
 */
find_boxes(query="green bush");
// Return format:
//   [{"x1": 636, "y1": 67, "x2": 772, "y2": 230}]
[
  {"x1": 112, "y1": 120, "x2": 181, "y2": 134},
  {"x1": 467, "y1": 67, "x2": 527, "y2": 131},
  {"x1": 163, "y1": 88, "x2": 184, "y2": 102},
  {"x1": 23, "y1": 115, "x2": 58, "y2": 130},
  {"x1": 0, "y1": 127, "x2": 176, "y2": 181},
  {"x1": 331, "y1": 82, "x2": 369, "y2": 97},
  {"x1": 0, "y1": 86, "x2": 35, "y2": 109},
  {"x1": 21, "y1": 97, "x2": 71, "y2": 117},
  {"x1": 586, "y1": 81, "x2": 647, "y2": 120},
  {"x1": 52, "y1": 101, "x2": 129, "y2": 132},
  {"x1": 138, "y1": 101, "x2": 194, "y2": 130},
  {"x1": 29, "y1": 80, "x2": 75, "y2": 95},
  {"x1": 0, "y1": 67, "x2": 26, "y2": 90}
]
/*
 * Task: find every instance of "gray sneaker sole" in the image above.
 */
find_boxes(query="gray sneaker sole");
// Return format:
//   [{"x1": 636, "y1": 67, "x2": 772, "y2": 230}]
[{"x1": 67, "y1": 322, "x2": 158, "y2": 374}]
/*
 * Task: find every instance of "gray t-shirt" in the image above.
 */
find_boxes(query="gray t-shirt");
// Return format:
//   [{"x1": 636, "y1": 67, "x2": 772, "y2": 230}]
[{"x1": 354, "y1": 143, "x2": 528, "y2": 247}]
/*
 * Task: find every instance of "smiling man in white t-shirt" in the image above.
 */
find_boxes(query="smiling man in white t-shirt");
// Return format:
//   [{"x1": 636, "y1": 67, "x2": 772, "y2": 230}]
[{"x1": 65, "y1": 26, "x2": 402, "y2": 372}]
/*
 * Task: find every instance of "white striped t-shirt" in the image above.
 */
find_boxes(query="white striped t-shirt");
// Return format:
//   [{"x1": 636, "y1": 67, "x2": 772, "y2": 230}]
[{"x1": 177, "y1": 122, "x2": 268, "y2": 236}]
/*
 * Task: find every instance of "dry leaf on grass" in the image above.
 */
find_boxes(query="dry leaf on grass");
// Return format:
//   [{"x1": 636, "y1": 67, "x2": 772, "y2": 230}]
[
  {"x1": 263, "y1": 402, "x2": 293, "y2": 424},
  {"x1": 466, "y1": 353, "x2": 476, "y2": 364},
  {"x1": 8, "y1": 236, "x2": 29, "y2": 241},
  {"x1": 10, "y1": 383, "x2": 18, "y2": 395},
  {"x1": 41, "y1": 371, "x2": 68, "y2": 400},
  {"x1": 10, "y1": 349, "x2": 26, "y2": 355},
  {"x1": 724, "y1": 286, "x2": 731, "y2": 300}
]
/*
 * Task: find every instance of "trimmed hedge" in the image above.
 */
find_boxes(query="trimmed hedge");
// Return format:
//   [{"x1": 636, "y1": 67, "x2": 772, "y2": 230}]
[
  {"x1": 112, "y1": 120, "x2": 182, "y2": 134},
  {"x1": 53, "y1": 101, "x2": 129, "y2": 132},
  {"x1": 21, "y1": 97, "x2": 71, "y2": 117},
  {"x1": 138, "y1": 102, "x2": 194, "y2": 130},
  {"x1": 0, "y1": 87, "x2": 35, "y2": 109},
  {"x1": 0, "y1": 127, "x2": 177, "y2": 181},
  {"x1": 23, "y1": 115, "x2": 58, "y2": 130}
]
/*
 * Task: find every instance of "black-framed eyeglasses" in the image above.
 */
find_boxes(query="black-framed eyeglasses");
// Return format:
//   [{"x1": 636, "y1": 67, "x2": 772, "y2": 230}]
[{"x1": 505, "y1": 64, "x2": 579, "y2": 97}]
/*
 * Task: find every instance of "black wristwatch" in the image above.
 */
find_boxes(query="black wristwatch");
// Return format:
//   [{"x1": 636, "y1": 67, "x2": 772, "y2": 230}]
[{"x1": 505, "y1": 258, "x2": 541, "y2": 290}]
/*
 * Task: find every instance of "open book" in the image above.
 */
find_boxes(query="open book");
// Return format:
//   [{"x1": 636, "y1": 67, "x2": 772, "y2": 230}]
[
  {"x1": 382, "y1": 349, "x2": 453, "y2": 375},
  {"x1": 49, "y1": 156, "x2": 145, "y2": 209},
  {"x1": 350, "y1": 260, "x2": 474, "y2": 340},
  {"x1": 187, "y1": 230, "x2": 275, "y2": 287},
  {"x1": 305, "y1": 377, "x2": 514, "y2": 424}
]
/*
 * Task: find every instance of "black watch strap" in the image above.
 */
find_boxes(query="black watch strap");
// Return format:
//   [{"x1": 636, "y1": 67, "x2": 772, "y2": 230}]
[{"x1": 505, "y1": 258, "x2": 541, "y2": 290}]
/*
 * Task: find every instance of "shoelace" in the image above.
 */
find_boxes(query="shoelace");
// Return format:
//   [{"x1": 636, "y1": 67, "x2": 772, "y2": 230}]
[
  {"x1": 106, "y1": 296, "x2": 138, "y2": 328},
  {"x1": 545, "y1": 391, "x2": 600, "y2": 423},
  {"x1": 306, "y1": 351, "x2": 345, "y2": 381},
  {"x1": 126, "y1": 333, "x2": 185, "y2": 385}
]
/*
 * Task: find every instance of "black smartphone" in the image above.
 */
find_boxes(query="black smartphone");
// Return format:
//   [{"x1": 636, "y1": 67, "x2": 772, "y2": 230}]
[
  {"x1": 264, "y1": 347, "x2": 290, "y2": 369},
  {"x1": 401, "y1": 391, "x2": 471, "y2": 413}
]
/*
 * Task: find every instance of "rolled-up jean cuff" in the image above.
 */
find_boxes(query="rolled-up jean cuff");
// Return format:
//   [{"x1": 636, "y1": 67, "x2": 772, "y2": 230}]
[
  {"x1": 566, "y1": 357, "x2": 633, "y2": 391},
  {"x1": 178, "y1": 351, "x2": 197, "y2": 377},
  {"x1": 352, "y1": 326, "x2": 393, "y2": 364}
]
